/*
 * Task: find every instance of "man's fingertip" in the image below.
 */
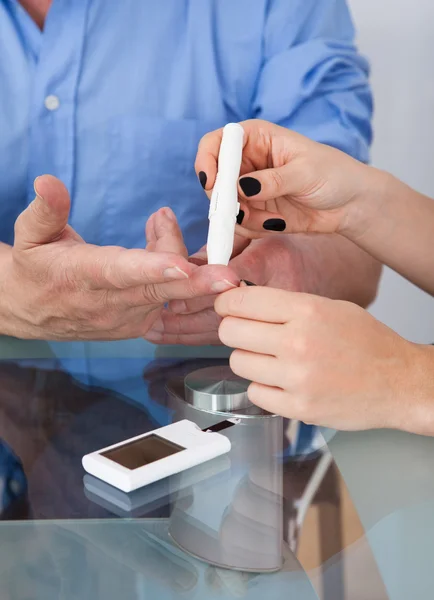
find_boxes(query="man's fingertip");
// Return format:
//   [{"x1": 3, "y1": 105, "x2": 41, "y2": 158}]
[{"x1": 33, "y1": 176, "x2": 44, "y2": 201}]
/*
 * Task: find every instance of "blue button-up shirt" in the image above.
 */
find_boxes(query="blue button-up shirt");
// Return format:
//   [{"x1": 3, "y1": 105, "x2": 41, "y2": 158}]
[{"x1": 0, "y1": 0, "x2": 372, "y2": 254}]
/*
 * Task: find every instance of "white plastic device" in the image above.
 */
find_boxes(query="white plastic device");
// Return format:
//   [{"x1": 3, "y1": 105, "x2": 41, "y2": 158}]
[
  {"x1": 207, "y1": 122, "x2": 244, "y2": 265},
  {"x1": 82, "y1": 419, "x2": 234, "y2": 493}
]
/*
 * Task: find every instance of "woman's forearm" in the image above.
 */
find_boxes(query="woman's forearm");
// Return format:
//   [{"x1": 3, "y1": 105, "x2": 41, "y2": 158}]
[
  {"x1": 346, "y1": 169, "x2": 434, "y2": 295},
  {"x1": 404, "y1": 344, "x2": 434, "y2": 436}
]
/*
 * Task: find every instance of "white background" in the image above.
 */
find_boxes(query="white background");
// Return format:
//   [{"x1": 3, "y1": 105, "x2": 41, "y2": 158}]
[{"x1": 349, "y1": 0, "x2": 434, "y2": 342}]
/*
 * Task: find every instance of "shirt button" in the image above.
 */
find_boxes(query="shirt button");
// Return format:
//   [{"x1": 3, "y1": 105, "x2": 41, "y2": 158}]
[{"x1": 44, "y1": 95, "x2": 60, "y2": 111}]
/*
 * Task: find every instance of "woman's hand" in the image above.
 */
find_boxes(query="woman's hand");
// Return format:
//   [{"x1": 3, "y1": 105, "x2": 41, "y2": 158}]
[
  {"x1": 196, "y1": 119, "x2": 381, "y2": 239},
  {"x1": 215, "y1": 286, "x2": 434, "y2": 435}
]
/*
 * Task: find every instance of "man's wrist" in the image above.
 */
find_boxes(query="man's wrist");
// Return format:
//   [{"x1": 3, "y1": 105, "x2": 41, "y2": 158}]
[{"x1": 0, "y1": 244, "x2": 18, "y2": 338}]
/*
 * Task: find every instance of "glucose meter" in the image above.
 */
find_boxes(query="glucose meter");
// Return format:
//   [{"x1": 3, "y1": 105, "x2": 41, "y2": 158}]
[{"x1": 82, "y1": 419, "x2": 238, "y2": 493}]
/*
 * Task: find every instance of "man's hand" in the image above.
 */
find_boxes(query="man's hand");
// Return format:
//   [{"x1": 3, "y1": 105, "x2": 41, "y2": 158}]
[
  {"x1": 144, "y1": 235, "x2": 305, "y2": 345},
  {"x1": 0, "y1": 175, "x2": 238, "y2": 340}
]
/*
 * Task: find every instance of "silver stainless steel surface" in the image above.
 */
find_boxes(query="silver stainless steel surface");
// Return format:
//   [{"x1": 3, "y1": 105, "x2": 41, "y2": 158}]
[{"x1": 184, "y1": 366, "x2": 251, "y2": 413}]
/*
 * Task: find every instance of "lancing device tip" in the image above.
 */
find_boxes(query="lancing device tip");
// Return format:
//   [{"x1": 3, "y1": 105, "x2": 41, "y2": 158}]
[{"x1": 240, "y1": 280, "x2": 257, "y2": 287}]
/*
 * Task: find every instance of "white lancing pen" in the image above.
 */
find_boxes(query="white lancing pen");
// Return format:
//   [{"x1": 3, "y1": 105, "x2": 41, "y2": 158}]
[{"x1": 207, "y1": 123, "x2": 244, "y2": 265}]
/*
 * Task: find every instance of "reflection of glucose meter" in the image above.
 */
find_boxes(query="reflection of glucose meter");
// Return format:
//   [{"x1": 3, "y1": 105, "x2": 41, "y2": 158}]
[
  {"x1": 82, "y1": 419, "x2": 238, "y2": 493},
  {"x1": 83, "y1": 455, "x2": 231, "y2": 517}
]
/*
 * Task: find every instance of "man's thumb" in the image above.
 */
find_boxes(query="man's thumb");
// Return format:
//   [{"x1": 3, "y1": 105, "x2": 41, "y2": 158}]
[{"x1": 14, "y1": 175, "x2": 71, "y2": 249}]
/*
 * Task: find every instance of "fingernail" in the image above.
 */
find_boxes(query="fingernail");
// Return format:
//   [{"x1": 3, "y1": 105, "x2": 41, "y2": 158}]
[
  {"x1": 263, "y1": 218, "x2": 286, "y2": 232},
  {"x1": 241, "y1": 280, "x2": 257, "y2": 286},
  {"x1": 145, "y1": 330, "x2": 163, "y2": 343},
  {"x1": 239, "y1": 177, "x2": 261, "y2": 197},
  {"x1": 198, "y1": 171, "x2": 207, "y2": 189},
  {"x1": 190, "y1": 251, "x2": 207, "y2": 261},
  {"x1": 162, "y1": 207, "x2": 176, "y2": 222},
  {"x1": 33, "y1": 176, "x2": 44, "y2": 201},
  {"x1": 170, "y1": 300, "x2": 188, "y2": 314},
  {"x1": 211, "y1": 280, "x2": 238, "y2": 293},
  {"x1": 163, "y1": 266, "x2": 189, "y2": 279},
  {"x1": 236, "y1": 210, "x2": 245, "y2": 225}
]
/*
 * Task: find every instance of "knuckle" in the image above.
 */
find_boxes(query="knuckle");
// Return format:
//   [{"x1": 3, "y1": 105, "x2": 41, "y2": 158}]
[
  {"x1": 284, "y1": 329, "x2": 309, "y2": 358},
  {"x1": 301, "y1": 297, "x2": 321, "y2": 320},
  {"x1": 294, "y1": 333, "x2": 310, "y2": 358},
  {"x1": 269, "y1": 168, "x2": 284, "y2": 193},
  {"x1": 143, "y1": 283, "x2": 164, "y2": 305}
]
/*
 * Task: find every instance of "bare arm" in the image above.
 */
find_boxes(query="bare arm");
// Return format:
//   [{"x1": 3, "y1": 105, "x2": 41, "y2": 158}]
[{"x1": 346, "y1": 169, "x2": 434, "y2": 296}]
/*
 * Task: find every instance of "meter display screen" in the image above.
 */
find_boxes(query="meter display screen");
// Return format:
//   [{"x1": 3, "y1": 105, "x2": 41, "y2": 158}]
[{"x1": 102, "y1": 435, "x2": 184, "y2": 470}]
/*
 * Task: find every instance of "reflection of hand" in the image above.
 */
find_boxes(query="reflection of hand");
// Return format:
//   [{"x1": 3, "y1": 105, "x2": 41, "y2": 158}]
[
  {"x1": 0, "y1": 175, "x2": 238, "y2": 340},
  {"x1": 216, "y1": 286, "x2": 434, "y2": 434},
  {"x1": 195, "y1": 119, "x2": 377, "y2": 239},
  {"x1": 144, "y1": 234, "x2": 306, "y2": 345}
]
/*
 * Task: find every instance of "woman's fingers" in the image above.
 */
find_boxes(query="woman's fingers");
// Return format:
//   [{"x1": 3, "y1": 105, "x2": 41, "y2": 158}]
[
  {"x1": 194, "y1": 119, "x2": 277, "y2": 192},
  {"x1": 229, "y1": 350, "x2": 283, "y2": 388},
  {"x1": 237, "y1": 205, "x2": 287, "y2": 234},
  {"x1": 219, "y1": 316, "x2": 282, "y2": 356},
  {"x1": 247, "y1": 383, "x2": 295, "y2": 418},
  {"x1": 215, "y1": 286, "x2": 314, "y2": 323},
  {"x1": 145, "y1": 329, "x2": 220, "y2": 346},
  {"x1": 195, "y1": 128, "x2": 224, "y2": 191}
]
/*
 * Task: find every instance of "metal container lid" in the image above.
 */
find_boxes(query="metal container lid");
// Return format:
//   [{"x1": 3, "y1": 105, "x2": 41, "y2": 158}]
[{"x1": 184, "y1": 366, "x2": 252, "y2": 414}]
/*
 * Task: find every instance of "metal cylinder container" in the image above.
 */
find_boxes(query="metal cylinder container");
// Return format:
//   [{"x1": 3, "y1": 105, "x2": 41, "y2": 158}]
[{"x1": 166, "y1": 365, "x2": 284, "y2": 573}]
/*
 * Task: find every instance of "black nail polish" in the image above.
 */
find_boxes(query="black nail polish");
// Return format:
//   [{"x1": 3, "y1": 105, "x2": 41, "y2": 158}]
[
  {"x1": 263, "y1": 218, "x2": 286, "y2": 232},
  {"x1": 236, "y1": 210, "x2": 245, "y2": 225},
  {"x1": 198, "y1": 171, "x2": 207, "y2": 189},
  {"x1": 241, "y1": 280, "x2": 257, "y2": 286},
  {"x1": 239, "y1": 177, "x2": 261, "y2": 197}
]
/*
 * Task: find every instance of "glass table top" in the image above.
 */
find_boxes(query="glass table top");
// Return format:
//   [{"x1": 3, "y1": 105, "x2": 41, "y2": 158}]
[{"x1": 0, "y1": 336, "x2": 433, "y2": 600}]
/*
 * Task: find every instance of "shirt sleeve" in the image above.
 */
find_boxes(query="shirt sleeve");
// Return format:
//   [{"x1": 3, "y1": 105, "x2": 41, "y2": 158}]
[{"x1": 253, "y1": 0, "x2": 373, "y2": 162}]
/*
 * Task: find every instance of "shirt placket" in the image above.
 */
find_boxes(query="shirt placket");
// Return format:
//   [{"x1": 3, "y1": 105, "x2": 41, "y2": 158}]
[{"x1": 27, "y1": 0, "x2": 89, "y2": 205}]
